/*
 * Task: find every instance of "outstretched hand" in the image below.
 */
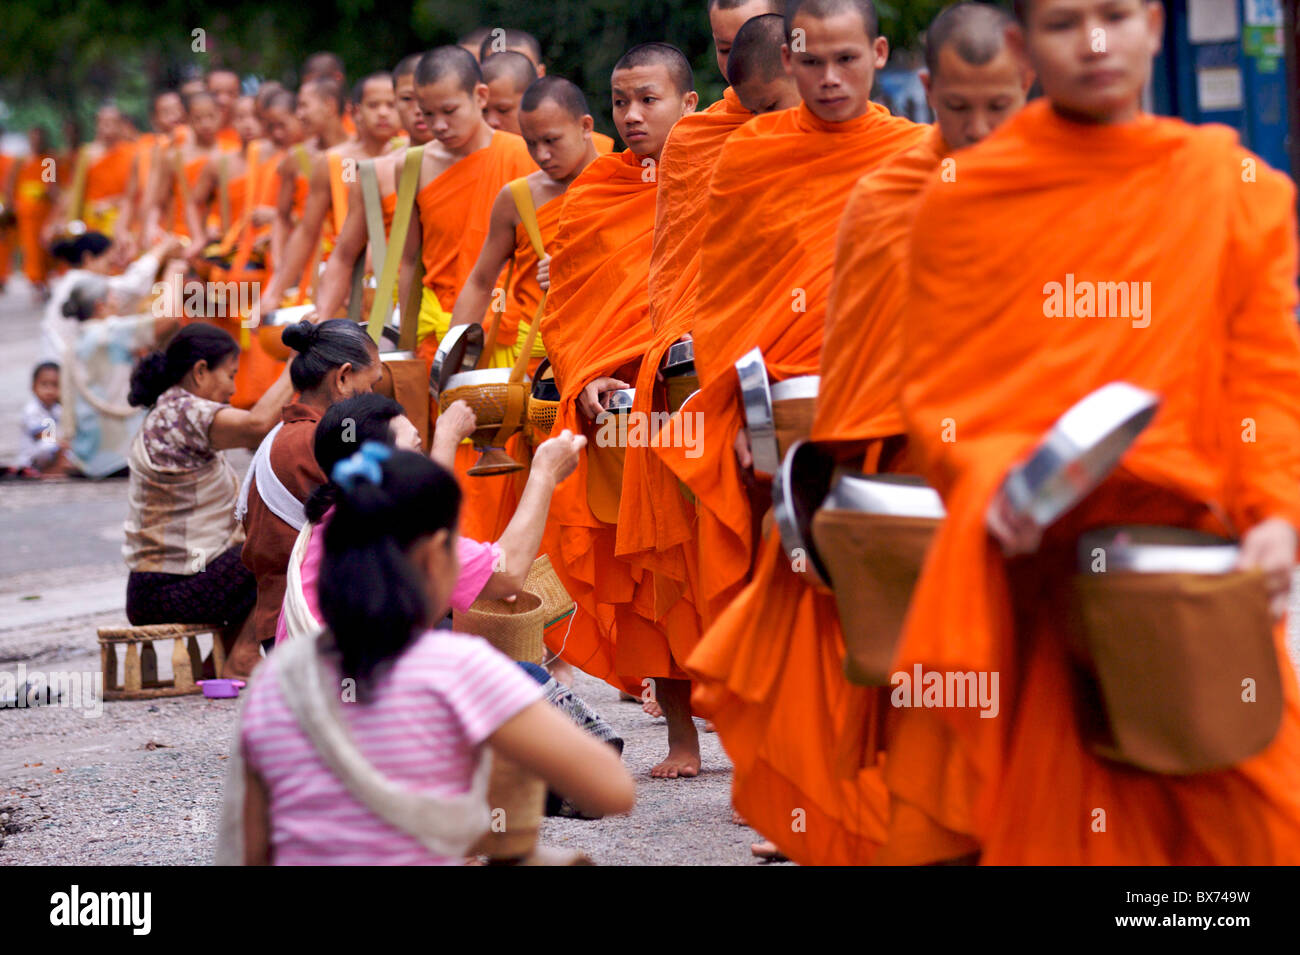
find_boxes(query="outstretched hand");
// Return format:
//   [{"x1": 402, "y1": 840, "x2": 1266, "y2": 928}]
[
  {"x1": 985, "y1": 485, "x2": 1043, "y2": 556},
  {"x1": 1238, "y1": 517, "x2": 1296, "y2": 620}
]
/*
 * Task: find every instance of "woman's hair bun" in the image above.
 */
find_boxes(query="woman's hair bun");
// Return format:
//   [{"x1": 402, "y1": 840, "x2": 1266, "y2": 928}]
[{"x1": 281, "y1": 319, "x2": 318, "y2": 352}]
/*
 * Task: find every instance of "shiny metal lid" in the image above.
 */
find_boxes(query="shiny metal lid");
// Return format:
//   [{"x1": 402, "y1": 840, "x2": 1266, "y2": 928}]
[
  {"x1": 1003, "y1": 382, "x2": 1160, "y2": 527},
  {"x1": 771, "y1": 375, "x2": 820, "y2": 402},
  {"x1": 1078, "y1": 526, "x2": 1240, "y2": 574},
  {"x1": 736, "y1": 347, "x2": 779, "y2": 476}
]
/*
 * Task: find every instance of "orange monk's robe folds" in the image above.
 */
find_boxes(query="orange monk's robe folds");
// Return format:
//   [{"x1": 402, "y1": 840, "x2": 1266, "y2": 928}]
[
  {"x1": 657, "y1": 102, "x2": 926, "y2": 622},
  {"x1": 412, "y1": 131, "x2": 535, "y2": 545},
  {"x1": 615, "y1": 88, "x2": 754, "y2": 671},
  {"x1": 539, "y1": 150, "x2": 660, "y2": 690},
  {"x1": 895, "y1": 100, "x2": 1300, "y2": 863},
  {"x1": 685, "y1": 125, "x2": 960, "y2": 866}
]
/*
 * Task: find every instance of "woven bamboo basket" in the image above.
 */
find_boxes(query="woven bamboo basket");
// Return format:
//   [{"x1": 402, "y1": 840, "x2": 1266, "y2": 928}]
[
  {"x1": 455, "y1": 590, "x2": 547, "y2": 859},
  {"x1": 440, "y1": 369, "x2": 530, "y2": 475},
  {"x1": 525, "y1": 554, "x2": 576, "y2": 632}
]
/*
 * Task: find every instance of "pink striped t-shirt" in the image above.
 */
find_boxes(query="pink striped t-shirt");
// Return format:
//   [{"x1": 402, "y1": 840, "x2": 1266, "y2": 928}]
[{"x1": 239, "y1": 630, "x2": 544, "y2": 865}]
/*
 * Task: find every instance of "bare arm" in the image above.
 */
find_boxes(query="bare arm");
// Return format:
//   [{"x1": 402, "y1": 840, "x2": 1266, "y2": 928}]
[
  {"x1": 271, "y1": 154, "x2": 298, "y2": 272},
  {"x1": 186, "y1": 160, "x2": 217, "y2": 247},
  {"x1": 488, "y1": 700, "x2": 634, "y2": 819},
  {"x1": 448, "y1": 186, "x2": 518, "y2": 329},
  {"x1": 260, "y1": 155, "x2": 331, "y2": 309},
  {"x1": 142, "y1": 150, "x2": 177, "y2": 246},
  {"x1": 479, "y1": 432, "x2": 584, "y2": 599},
  {"x1": 208, "y1": 363, "x2": 294, "y2": 451},
  {"x1": 310, "y1": 177, "x2": 369, "y2": 320},
  {"x1": 396, "y1": 194, "x2": 423, "y2": 322},
  {"x1": 241, "y1": 760, "x2": 272, "y2": 866}
]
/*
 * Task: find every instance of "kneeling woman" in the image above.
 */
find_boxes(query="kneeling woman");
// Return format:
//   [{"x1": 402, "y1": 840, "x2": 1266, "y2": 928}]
[
  {"x1": 235, "y1": 448, "x2": 635, "y2": 864},
  {"x1": 123, "y1": 324, "x2": 293, "y2": 671}
]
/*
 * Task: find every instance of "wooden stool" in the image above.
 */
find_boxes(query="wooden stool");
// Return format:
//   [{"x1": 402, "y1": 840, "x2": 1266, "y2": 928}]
[{"x1": 96, "y1": 623, "x2": 226, "y2": 701}]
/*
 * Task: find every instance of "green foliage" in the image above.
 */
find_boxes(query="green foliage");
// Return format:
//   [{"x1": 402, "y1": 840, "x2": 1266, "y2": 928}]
[{"x1": 1, "y1": 0, "x2": 950, "y2": 141}]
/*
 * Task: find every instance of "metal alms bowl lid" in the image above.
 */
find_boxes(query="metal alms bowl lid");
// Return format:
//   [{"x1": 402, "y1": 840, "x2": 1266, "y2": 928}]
[
  {"x1": 662, "y1": 339, "x2": 696, "y2": 377},
  {"x1": 736, "y1": 346, "x2": 778, "y2": 475},
  {"x1": 429, "y1": 323, "x2": 485, "y2": 402},
  {"x1": 260, "y1": 303, "x2": 317, "y2": 326},
  {"x1": 600, "y1": 388, "x2": 636, "y2": 413},
  {"x1": 1078, "y1": 525, "x2": 1240, "y2": 574},
  {"x1": 823, "y1": 472, "x2": 946, "y2": 519},
  {"x1": 770, "y1": 375, "x2": 820, "y2": 402},
  {"x1": 773, "y1": 440, "x2": 838, "y2": 587},
  {"x1": 1003, "y1": 382, "x2": 1160, "y2": 528},
  {"x1": 444, "y1": 367, "x2": 517, "y2": 391},
  {"x1": 531, "y1": 358, "x2": 560, "y2": 402}
]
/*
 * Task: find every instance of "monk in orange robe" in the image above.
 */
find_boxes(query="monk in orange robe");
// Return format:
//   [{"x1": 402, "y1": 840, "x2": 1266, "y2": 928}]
[
  {"x1": 481, "y1": 52, "x2": 537, "y2": 137},
  {"x1": 56, "y1": 105, "x2": 134, "y2": 238},
  {"x1": 301, "y1": 51, "x2": 358, "y2": 138},
  {"x1": 311, "y1": 55, "x2": 435, "y2": 321},
  {"x1": 440, "y1": 77, "x2": 604, "y2": 546},
  {"x1": 117, "y1": 91, "x2": 186, "y2": 253},
  {"x1": 889, "y1": 0, "x2": 1300, "y2": 865},
  {"x1": 258, "y1": 75, "x2": 398, "y2": 311},
  {"x1": 207, "y1": 69, "x2": 244, "y2": 153},
  {"x1": 144, "y1": 91, "x2": 224, "y2": 242},
  {"x1": 393, "y1": 47, "x2": 537, "y2": 543},
  {"x1": 539, "y1": 44, "x2": 700, "y2": 774},
  {"x1": 12, "y1": 127, "x2": 60, "y2": 296},
  {"x1": 260, "y1": 89, "x2": 311, "y2": 277},
  {"x1": 0, "y1": 147, "x2": 14, "y2": 290},
  {"x1": 659, "y1": 0, "x2": 924, "y2": 637},
  {"x1": 614, "y1": 6, "x2": 794, "y2": 747},
  {"x1": 685, "y1": 1, "x2": 1033, "y2": 866}
]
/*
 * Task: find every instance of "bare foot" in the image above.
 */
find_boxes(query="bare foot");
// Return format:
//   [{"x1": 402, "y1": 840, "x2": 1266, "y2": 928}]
[
  {"x1": 650, "y1": 741, "x2": 701, "y2": 779},
  {"x1": 546, "y1": 658, "x2": 575, "y2": 687},
  {"x1": 751, "y1": 840, "x2": 788, "y2": 861},
  {"x1": 643, "y1": 699, "x2": 663, "y2": 718},
  {"x1": 649, "y1": 678, "x2": 699, "y2": 778},
  {"x1": 731, "y1": 809, "x2": 748, "y2": 826},
  {"x1": 703, "y1": 720, "x2": 716, "y2": 733}
]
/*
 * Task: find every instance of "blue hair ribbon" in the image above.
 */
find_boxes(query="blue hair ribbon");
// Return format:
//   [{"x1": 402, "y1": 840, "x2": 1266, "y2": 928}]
[{"x1": 332, "y1": 441, "x2": 393, "y2": 490}]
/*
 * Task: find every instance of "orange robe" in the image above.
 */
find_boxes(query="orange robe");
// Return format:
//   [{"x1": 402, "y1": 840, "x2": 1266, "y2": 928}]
[
  {"x1": 658, "y1": 102, "x2": 925, "y2": 623},
  {"x1": 538, "y1": 149, "x2": 660, "y2": 690},
  {"x1": 686, "y1": 127, "x2": 971, "y2": 866},
  {"x1": 172, "y1": 153, "x2": 210, "y2": 237},
  {"x1": 79, "y1": 141, "x2": 134, "y2": 234},
  {"x1": 411, "y1": 131, "x2": 535, "y2": 544},
  {"x1": 13, "y1": 156, "x2": 56, "y2": 284},
  {"x1": 593, "y1": 132, "x2": 616, "y2": 154},
  {"x1": 895, "y1": 100, "x2": 1300, "y2": 864},
  {"x1": 0, "y1": 154, "x2": 14, "y2": 282},
  {"x1": 612, "y1": 88, "x2": 753, "y2": 679}
]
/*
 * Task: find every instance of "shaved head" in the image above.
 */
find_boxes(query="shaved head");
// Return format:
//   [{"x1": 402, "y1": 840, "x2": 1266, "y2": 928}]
[
  {"x1": 785, "y1": 0, "x2": 879, "y2": 39},
  {"x1": 613, "y1": 42, "x2": 694, "y2": 97},
  {"x1": 352, "y1": 71, "x2": 394, "y2": 105},
  {"x1": 482, "y1": 51, "x2": 537, "y2": 91},
  {"x1": 394, "y1": 53, "x2": 422, "y2": 81},
  {"x1": 303, "y1": 52, "x2": 345, "y2": 83},
  {"x1": 415, "y1": 45, "x2": 484, "y2": 94},
  {"x1": 302, "y1": 78, "x2": 346, "y2": 116},
  {"x1": 478, "y1": 28, "x2": 544, "y2": 66},
  {"x1": 728, "y1": 13, "x2": 788, "y2": 87},
  {"x1": 520, "y1": 75, "x2": 591, "y2": 119},
  {"x1": 265, "y1": 89, "x2": 296, "y2": 112},
  {"x1": 459, "y1": 27, "x2": 492, "y2": 60},
  {"x1": 925, "y1": 2, "x2": 1015, "y2": 76}
]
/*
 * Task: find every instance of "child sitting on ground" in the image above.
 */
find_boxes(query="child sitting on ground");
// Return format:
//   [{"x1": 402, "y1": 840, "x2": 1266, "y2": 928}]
[{"x1": 13, "y1": 362, "x2": 72, "y2": 477}]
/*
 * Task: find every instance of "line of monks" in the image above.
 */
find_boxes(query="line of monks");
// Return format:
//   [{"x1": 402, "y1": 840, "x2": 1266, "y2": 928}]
[{"x1": 18, "y1": 0, "x2": 1300, "y2": 865}]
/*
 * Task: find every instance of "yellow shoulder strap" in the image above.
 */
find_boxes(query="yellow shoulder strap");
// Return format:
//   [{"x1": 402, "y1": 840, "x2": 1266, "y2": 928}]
[
  {"x1": 292, "y1": 144, "x2": 312, "y2": 177},
  {"x1": 508, "y1": 177, "x2": 546, "y2": 258},
  {"x1": 368, "y1": 145, "x2": 425, "y2": 346},
  {"x1": 68, "y1": 145, "x2": 91, "y2": 221}
]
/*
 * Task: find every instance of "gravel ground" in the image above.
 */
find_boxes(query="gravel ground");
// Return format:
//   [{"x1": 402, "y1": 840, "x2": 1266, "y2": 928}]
[{"x1": 0, "y1": 649, "x2": 769, "y2": 866}]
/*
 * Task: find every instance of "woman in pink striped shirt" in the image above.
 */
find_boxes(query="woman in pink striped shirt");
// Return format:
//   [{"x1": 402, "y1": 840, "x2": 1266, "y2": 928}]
[{"x1": 237, "y1": 445, "x2": 634, "y2": 865}]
